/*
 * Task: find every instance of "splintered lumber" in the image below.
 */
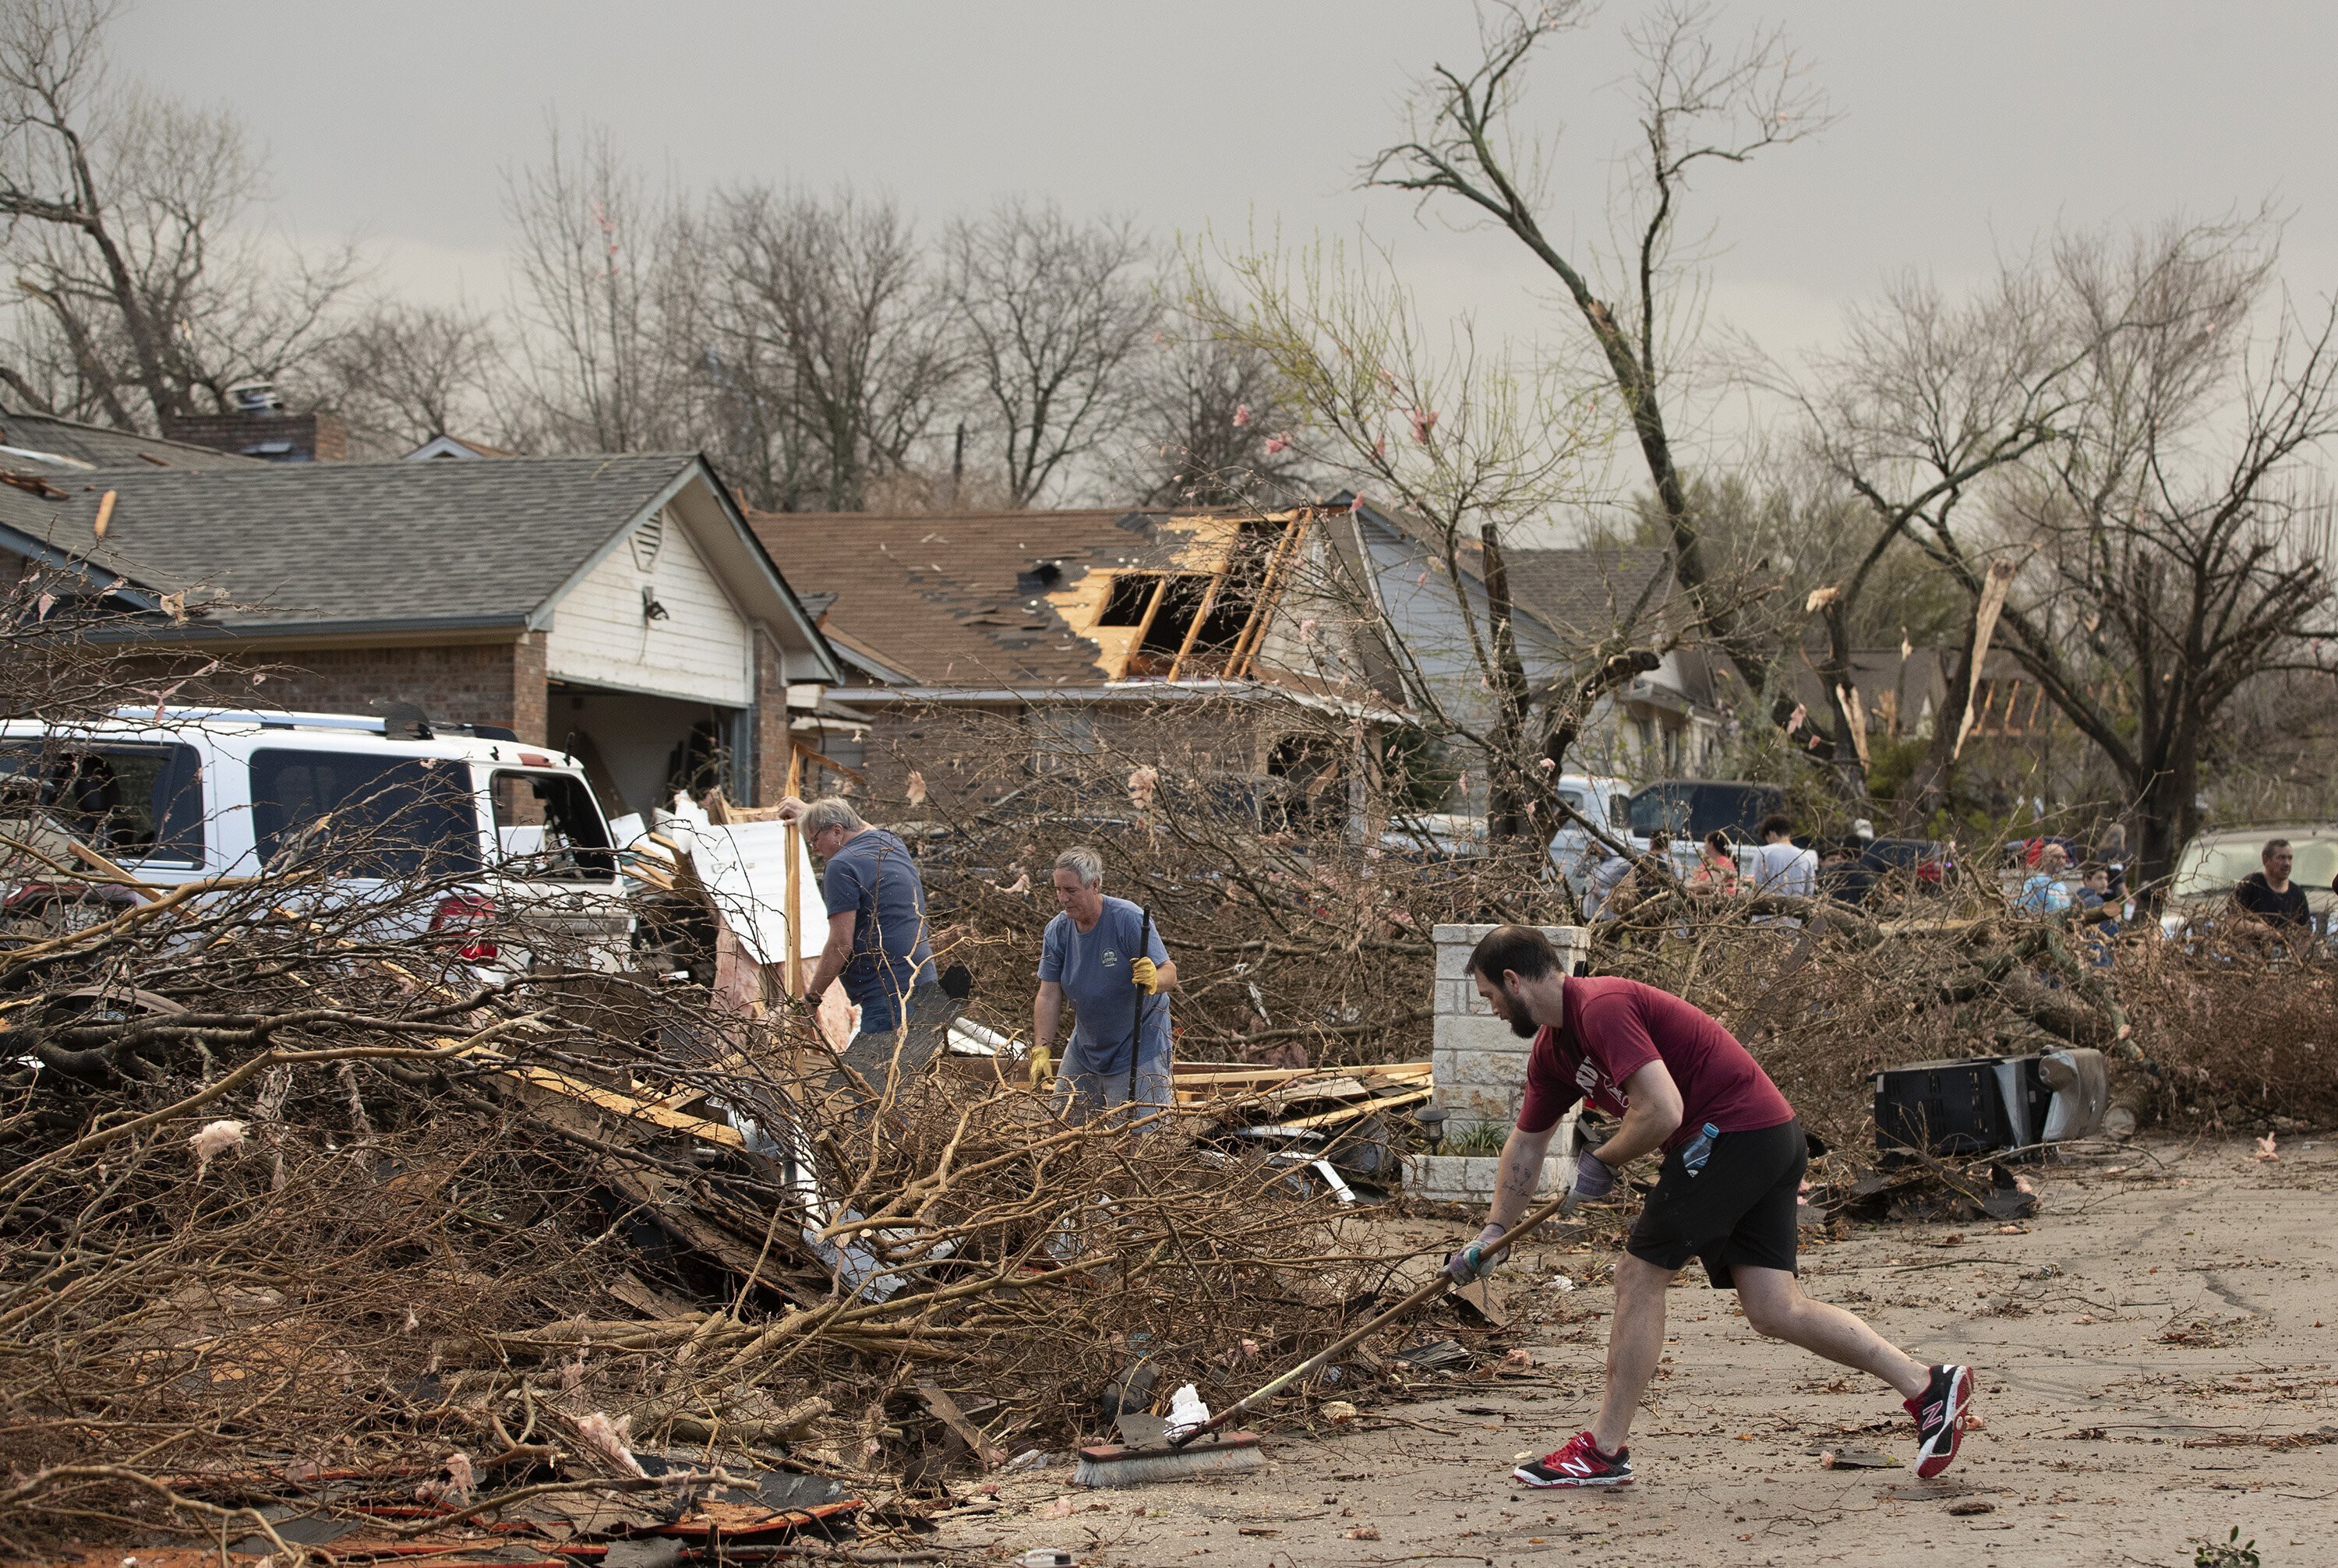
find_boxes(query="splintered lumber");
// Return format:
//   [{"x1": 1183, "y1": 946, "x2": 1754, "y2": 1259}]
[
  {"x1": 488, "y1": 1058, "x2": 745, "y2": 1150},
  {"x1": 1266, "y1": 1086, "x2": 1432, "y2": 1132}
]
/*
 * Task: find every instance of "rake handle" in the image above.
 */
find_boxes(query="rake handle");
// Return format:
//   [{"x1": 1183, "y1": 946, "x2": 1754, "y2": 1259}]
[{"x1": 1169, "y1": 1185, "x2": 1580, "y2": 1449}]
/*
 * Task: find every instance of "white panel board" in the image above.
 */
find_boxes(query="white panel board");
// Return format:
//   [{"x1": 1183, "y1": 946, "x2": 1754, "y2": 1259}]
[{"x1": 547, "y1": 510, "x2": 754, "y2": 705}]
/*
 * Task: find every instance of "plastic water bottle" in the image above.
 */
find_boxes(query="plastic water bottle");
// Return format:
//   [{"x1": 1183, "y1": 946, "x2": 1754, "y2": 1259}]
[{"x1": 1679, "y1": 1122, "x2": 1721, "y2": 1178}]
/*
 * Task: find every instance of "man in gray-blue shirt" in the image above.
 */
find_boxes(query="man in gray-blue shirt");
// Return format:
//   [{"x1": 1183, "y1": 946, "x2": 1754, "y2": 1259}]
[
  {"x1": 785, "y1": 795, "x2": 947, "y2": 1089},
  {"x1": 1035, "y1": 846, "x2": 1175, "y2": 1125}
]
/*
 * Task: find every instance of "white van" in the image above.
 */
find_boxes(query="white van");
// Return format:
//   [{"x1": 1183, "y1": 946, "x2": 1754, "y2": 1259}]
[{"x1": 0, "y1": 708, "x2": 631, "y2": 969}]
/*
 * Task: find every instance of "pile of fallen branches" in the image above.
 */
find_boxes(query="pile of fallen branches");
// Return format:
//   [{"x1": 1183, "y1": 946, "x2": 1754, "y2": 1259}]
[
  {"x1": 0, "y1": 849, "x2": 1424, "y2": 1551},
  {"x1": 895, "y1": 701, "x2": 1562, "y2": 1072},
  {"x1": 2120, "y1": 938, "x2": 2338, "y2": 1131},
  {"x1": 0, "y1": 616, "x2": 1447, "y2": 1557}
]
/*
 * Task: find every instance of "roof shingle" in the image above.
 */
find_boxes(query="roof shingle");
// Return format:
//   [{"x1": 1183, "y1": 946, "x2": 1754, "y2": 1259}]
[{"x1": 0, "y1": 454, "x2": 701, "y2": 633}]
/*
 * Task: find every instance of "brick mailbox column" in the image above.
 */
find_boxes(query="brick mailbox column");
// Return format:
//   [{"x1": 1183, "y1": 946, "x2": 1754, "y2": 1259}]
[{"x1": 1430, "y1": 923, "x2": 1588, "y2": 1138}]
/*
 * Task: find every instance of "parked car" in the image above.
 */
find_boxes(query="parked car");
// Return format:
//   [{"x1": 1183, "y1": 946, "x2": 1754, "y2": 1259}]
[
  {"x1": 1624, "y1": 779, "x2": 1787, "y2": 848},
  {"x1": 2159, "y1": 824, "x2": 2338, "y2": 938},
  {"x1": 0, "y1": 707, "x2": 632, "y2": 970}
]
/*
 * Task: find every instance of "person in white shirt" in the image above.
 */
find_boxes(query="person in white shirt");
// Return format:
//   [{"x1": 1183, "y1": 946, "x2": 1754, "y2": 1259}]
[{"x1": 1750, "y1": 813, "x2": 1817, "y2": 902}]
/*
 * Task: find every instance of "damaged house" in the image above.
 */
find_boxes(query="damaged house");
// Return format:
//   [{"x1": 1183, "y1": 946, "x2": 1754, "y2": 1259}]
[
  {"x1": 750, "y1": 504, "x2": 1400, "y2": 824},
  {"x1": 754, "y1": 496, "x2": 1729, "y2": 829},
  {"x1": 0, "y1": 408, "x2": 840, "y2": 815},
  {"x1": 1333, "y1": 497, "x2": 1729, "y2": 790}
]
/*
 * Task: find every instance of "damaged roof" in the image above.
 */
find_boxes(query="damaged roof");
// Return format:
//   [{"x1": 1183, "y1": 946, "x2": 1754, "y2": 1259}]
[{"x1": 750, "y1": 506, "x2": 1281, "y2": 687}]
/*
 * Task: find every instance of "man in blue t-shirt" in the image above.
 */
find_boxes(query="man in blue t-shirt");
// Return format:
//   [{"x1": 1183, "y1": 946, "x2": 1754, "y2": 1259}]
[
  {"x1": 786, "y1": 795, "x2": 946, "y2": 1087},
  {"x1": 1035, "y1": 845, "x2": 1175, "y2": 1125}
]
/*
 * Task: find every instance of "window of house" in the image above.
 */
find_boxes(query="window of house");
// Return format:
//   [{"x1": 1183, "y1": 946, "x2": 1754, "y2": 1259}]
[
  {"x1": 0, "y1": 742, "x2": 204, "y2": 864},
  {"x1": 491, "y1": 771, "x2": 616, "y2": 881},
  {"x1": 249, "y1": 749, "x2": 480, "y2": 879}
]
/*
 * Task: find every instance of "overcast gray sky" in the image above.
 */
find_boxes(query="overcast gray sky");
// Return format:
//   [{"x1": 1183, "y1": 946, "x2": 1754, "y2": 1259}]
[{"x1": 110, "y1": 1, "x2": 2338, "y2": 450}]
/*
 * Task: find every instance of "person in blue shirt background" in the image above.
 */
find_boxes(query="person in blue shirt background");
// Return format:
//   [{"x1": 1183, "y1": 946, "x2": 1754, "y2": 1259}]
[
  {"x1": 782, "y1": 794, "x2": 948, "y2": 1090},
  {"x1": 1034, "y1": 846, "x2": 1175, "y2": 1125}
]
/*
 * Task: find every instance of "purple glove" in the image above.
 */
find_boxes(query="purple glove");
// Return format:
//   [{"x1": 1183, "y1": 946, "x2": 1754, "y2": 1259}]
[{"x1": 1571, "y1": 1149, "x2": 1616, "y2": 1200}]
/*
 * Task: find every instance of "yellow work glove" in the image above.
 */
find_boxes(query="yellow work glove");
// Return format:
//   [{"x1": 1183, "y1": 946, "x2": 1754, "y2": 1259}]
[{"x1": 1129, "y1": 955, "x2": 1160, "y2": 994}]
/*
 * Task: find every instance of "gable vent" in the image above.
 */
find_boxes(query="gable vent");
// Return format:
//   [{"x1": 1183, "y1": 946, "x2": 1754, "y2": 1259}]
[{"x1": 630, "y1": 512, "x2": 666, "y2": 571}]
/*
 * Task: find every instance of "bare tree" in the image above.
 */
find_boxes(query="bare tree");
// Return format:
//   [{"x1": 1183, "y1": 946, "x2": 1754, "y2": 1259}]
[
  {"x1": 1901, "y1": 219, "x2": 2338, "y2": 889},
  {"x1": 0, "y1": 0, "x2": 359, "y2": 428},
  {"x1": 708, "y1": 185, "x2": 958, "y2": 511},
  {"x1": 1787, "y1": 261, "x2": 2079, "y2": 802},
  {"x1": 1188, "y1": 236, "x2": 1676, "y2": 841},
  {"x1": 308, "y1": 300, "x2": 501, "y2": 455},
  {"x1": 944, "y1": 200, "x2": 1156, "y2": 506},
  {"x1": 502, "y1": 122, "x2": 697, "y2": 454},
  {"x1": 1365, "y1": 0, "x2": 1828, "y2": 697},
  {"x1": 1121, "y1": 326, "x2": 1313, "y2": 506}
]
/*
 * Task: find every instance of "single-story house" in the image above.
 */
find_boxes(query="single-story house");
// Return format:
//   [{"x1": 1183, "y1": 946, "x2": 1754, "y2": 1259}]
[
  {"x1": 0, "y1": 409, "x2": 840, "y2": 815},
  {"x1": 750, "y1": 503, "x2": 1401, "y2": 815}
]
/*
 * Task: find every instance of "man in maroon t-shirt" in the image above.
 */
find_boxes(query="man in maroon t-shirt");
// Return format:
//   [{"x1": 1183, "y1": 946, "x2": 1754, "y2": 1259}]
[{"x1": 1447, "y1": 925, "x2": 1975, "y2": 1489}]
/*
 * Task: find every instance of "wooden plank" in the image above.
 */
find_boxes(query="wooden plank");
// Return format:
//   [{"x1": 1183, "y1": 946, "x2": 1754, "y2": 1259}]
[
  {"x1": 1171, "y1": 1061, "x2": 1430, "y2": 1086},
  {"x1": 1226, "y1": 510, "x2": 1310, "y2": 680},
  {"x1": 1266, "y1": 1086, "x2": 1431, "y2": 1132},
  {"x1": 916, "y1": 1381, "x2": 1005, "y2": 1470},
  {"x1": 785, "y1": 747, "x2": 805, "y2": 996},
  {"x1": 1118, "y1": 574, "x2": 1173, "y2": 680},
  {"x1": 493, "y1": 1061, "x2": 745, "y2": 1150},
  {"x1": 1164, "y1": 556, "x2": 1230, "y2": 683}
]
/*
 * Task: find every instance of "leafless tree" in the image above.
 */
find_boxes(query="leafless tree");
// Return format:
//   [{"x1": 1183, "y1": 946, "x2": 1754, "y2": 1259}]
[
  {"x1": 708, "y1": 185, "x2": 958, "y2": 511},
  {"x1": 1121, "y1": 326, "x2": 1313, "y2": 506},
  {"x1": 1786, "y1": 260, "x2": 2080, "y2": 801},
  {"x1": 501, "y1": 122, "x2": 697, "y2": 455},
  {"x1": 1365, "y1": 0, "x2": 1829, "y2": 697},
  {"x1": 0, "y1": 0, "x2": 360, "y2": 429},
  {"x1": 1188, "y1": 237, "x2": 1681, "y2": 842},
  {"x1": 1904, "y1": 218, "x2": 2338, "y2": 889},
  {"x1": 308, "y1": 300, "x2": 502, "y2": 455},
  {"x1": 943, "y1": 200, "x2": 1156, "y2": 507}
]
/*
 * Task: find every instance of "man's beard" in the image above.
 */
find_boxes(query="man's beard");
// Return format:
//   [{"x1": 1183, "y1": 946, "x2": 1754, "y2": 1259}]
[{"x1": 1506, "y1": 1009, "x2": 1538, "y2": 1040}]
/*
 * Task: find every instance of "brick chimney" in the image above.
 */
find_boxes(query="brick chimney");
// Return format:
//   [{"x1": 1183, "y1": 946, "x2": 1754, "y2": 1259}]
[{"x1": 161, "y1": 383, "x2": 347, "y2": 463}]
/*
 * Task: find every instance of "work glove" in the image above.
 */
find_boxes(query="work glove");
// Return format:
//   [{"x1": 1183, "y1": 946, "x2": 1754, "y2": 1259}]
[
  {"x1": 1129, "y1": 955, "x2": 1160, "y2": 994},
  {"x1": 1444, "y1": 1223, "x2": 1511, "y2": 1284},
  {"x1": 1570, "y1": 1149, "x2": 1617, "y2": 1201}
]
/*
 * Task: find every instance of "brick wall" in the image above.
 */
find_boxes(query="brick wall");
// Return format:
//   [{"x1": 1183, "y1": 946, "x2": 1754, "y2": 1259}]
[
  {"x1": 853, "y1": 699, "x2": 1308, "y2": 815},
  {"x1": 158, "y1": 411, "x2": 349, "y2": 462},
  {"x1": 510, "y1": 633, "x2": 548, "y2": 745},
  {"x1": 118, "y1": 640, "x2": 542, "y2": 734}
]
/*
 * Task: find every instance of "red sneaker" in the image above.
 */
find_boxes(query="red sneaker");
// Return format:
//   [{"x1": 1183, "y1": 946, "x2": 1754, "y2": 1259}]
[
  {"x1": 1513, "y1": 1431, "x2": 1633, "y2": 1488},
  {"x1": 1906, "y1": 1363, "x2": 1975, "y2": 1478}
]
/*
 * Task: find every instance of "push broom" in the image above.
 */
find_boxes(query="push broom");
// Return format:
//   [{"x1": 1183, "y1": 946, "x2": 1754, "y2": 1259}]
[{"x1": 1072, "y1": 1185, "x2": 1582, "y2": 1487}]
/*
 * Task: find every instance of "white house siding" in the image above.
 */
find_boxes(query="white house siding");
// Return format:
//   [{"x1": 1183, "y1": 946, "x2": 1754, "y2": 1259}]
[{"x1": 546, "y1": 510, "x2": 754, "y2": 706}]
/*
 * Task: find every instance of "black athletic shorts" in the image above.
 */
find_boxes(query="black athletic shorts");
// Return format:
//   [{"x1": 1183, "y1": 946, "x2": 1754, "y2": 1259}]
[{"x1": 1625, "y1": 1118, "x2": 1806, "y2": 1289}]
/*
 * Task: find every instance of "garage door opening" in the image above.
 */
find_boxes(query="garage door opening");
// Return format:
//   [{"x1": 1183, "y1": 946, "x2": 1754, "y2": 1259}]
[{"x1": 549, "y1": 684, "x2": 749, "y2": 819}]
